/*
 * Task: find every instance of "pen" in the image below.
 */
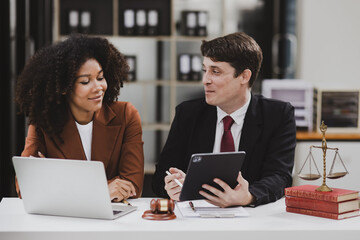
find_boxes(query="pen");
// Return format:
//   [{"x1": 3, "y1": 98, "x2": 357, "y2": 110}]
[
  {"x1": 166, "y1": 170, "x2": 195, "y2": 212},
  {"x1": 189, "y1": 201, "x2": 196, "y2": 212},
  {"x1": 121, "y1": 199, "x2": 132, "y2": 206},
  {"x1": 166, "y1": 170, "x2": 183, "y2": 188}
]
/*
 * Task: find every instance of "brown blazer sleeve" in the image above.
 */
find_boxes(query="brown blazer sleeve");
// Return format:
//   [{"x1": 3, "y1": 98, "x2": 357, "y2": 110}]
[
  {"x1": 95, "y1": 102, "x2": 144, "y2": 198},
  {"x1": 21, "y1": 124, "x2": 46, "y2": 158},
  {"x1": 114, "y1": 102, "x2": 144, "y2": 198}
]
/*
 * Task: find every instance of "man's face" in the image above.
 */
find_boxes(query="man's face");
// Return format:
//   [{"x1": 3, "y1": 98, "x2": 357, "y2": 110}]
[{"x1": 202, "y1": 57, "x2": 245, "y2": 113}]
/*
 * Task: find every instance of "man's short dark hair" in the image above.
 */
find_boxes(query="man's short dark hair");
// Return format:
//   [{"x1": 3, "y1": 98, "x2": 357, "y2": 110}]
[{"x1": 201, "y1": 32, "x2": 263, "y2": 87}]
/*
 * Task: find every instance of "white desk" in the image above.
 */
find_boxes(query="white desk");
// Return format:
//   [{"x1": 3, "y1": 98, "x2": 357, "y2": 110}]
[{"x1": 0, "y1": 197, "x2": 359, "y2": 240}]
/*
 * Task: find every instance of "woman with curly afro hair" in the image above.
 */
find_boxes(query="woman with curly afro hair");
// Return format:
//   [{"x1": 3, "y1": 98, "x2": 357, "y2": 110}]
[{"x1": 15, "y1": 34, "x2": 144, "y2": 202}]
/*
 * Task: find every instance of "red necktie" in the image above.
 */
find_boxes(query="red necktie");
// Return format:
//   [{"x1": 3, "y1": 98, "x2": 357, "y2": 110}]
[{"x1": 220, "y1": 116, "x2": 235, "y2": 152}]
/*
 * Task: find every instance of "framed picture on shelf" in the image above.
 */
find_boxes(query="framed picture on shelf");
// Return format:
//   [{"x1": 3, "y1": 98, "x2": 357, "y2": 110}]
[{"x1": 317, "y1": 90, "x2": 360, "y2": 133}]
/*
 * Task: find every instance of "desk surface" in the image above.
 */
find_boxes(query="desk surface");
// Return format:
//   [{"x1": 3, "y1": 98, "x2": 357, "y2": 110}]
[{"x1": 0, "y1": 197, "x2": 359, "y2": 240}]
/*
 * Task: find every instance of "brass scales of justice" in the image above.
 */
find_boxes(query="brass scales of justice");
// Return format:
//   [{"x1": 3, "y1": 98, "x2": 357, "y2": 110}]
[{"x1": 298, "y1": 121, "x2": 349, "y2": 192}]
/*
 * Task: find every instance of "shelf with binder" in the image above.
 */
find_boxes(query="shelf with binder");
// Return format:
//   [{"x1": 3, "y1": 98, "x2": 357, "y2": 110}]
[
  {"x1": 177, "y1": 54, "x2": 203, "y2": 82},
  {"x1": 118, "y1": 0, "x2": 171, "y2": 36},
  {"x1": 58, "y1": 0, "x2": 113, "y2": 35},
  {"x1": 173, "y1": 0, "x2": 224, "y2": 37},
  {"x1": 53, "y1": 0, "x2": 300, "y2": 180},
  {"x1": 178, "y1": 10, "x2": 209, "y2": 37},
  {"x1": 175, "y1": 41, "x2": 203, "y2": 83},
  {"x1": 53, "y1": 0, "x2": 229, "y2": 172}
]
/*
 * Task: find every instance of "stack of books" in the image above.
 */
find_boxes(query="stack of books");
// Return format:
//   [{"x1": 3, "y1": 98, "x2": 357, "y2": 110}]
[{"x1": 285, "y1": 185, "x2": 360, "y2": 220}]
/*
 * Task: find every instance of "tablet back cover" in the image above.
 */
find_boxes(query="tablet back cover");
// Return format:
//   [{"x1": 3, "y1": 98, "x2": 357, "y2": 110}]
[{"x1": 179, "y1": 151, "x2": 245, "y2": 201}]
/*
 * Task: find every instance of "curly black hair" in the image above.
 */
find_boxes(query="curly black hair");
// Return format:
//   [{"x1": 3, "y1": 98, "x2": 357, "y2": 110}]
[{"x1": 16, "y1": 34, "x2": 129, "y2": 139}]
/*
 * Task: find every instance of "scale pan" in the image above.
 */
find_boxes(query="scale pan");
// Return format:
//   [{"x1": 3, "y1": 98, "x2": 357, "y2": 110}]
[
  {"x1": 327, "y1": 172, "x2": 347, "y2": 179},
  {"x1": 298, "y1": 173, "x2": 321, "y2": 180}
]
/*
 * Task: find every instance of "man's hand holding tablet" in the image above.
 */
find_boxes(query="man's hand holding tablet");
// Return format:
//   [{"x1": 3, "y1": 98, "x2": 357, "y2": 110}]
[{"x1": 163, "y1": 152, "x2": 253, "y2": 208}]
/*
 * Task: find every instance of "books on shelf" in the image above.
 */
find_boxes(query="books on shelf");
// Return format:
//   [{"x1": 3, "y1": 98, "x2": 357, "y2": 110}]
[{"x1": 285, "y1": 185, "x2": 360, "y2": 220}]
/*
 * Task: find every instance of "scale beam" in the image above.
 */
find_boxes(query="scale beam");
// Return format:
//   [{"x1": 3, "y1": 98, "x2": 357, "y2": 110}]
[{"x1": 297, "y1": 121, "x2": 348, "y2": 192}]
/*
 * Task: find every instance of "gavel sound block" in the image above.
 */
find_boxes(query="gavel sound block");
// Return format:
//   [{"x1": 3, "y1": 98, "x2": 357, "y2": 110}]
[{"x1": 142, "y1": 199, "x2": 176, "y2": 220}]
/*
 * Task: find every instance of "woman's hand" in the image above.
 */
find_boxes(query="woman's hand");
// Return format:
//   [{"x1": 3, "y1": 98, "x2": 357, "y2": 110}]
[
  {"x1": 108, "y1": 178, "x2": 136, "y2": 202},
  {"x1": 164, "y1": 167, "x2": 186, "y2": 201},
  {"x1": 38, "y1": 151, "x2": 46, "y2": 158}
]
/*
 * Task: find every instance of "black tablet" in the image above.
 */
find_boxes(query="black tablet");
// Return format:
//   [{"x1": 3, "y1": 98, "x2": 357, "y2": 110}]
[{"x1": 179, "y1": 151, "x2": 246, "y2": 201}]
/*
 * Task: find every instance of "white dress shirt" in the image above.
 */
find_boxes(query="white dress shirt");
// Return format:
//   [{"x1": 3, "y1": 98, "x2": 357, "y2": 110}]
[
  {"x1": 212, "y1": 95, "x2": 251, "y2": 153},
  {"x1": 75, "y1": 121, "x2": 93, "y2": 161}
]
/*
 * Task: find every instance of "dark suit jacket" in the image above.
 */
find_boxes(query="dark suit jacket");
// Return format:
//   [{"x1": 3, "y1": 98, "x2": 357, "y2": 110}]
[
  {"x1": 152, "y1": 94, "x2": 296, "y2": 206},
  {"x1": 19, "y1": 102, "x2": 144, "y2": 197}
]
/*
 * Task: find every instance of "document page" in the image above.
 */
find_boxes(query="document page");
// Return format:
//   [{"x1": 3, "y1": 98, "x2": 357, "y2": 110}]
[{"x1": 176, "y1": 200, "x2": 249, "y2": 218}]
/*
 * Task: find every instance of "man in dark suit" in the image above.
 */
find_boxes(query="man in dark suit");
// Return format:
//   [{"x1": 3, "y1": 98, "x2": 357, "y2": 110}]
[{"x1": 152, "y1": 32, "x2": 296, "y2": 207}]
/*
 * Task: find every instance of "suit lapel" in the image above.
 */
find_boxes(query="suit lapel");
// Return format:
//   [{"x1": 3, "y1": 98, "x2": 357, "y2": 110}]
[
  {"x1": 239, "y1": 95, "x2": 263, "y2": 169},
  {"x1": 91, "y1": 104, "x2": 121, "y2": 169},
  {"x1": 55, "y1": 111, "x2": 86, "y2": 160},
  {"x1": 193, "y1": 105, "x2": 217, "y2": 153}
]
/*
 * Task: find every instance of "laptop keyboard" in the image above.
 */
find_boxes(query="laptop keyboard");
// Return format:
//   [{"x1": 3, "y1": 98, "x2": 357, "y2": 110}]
[{"x1": 113, "y1": 210, "x2": 123, "y2": 215}]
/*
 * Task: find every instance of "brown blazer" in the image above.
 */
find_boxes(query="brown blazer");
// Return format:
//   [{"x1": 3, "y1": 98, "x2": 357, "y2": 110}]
[{"x1": 19, "y1": 101, "x2": 144, "y2": 198}]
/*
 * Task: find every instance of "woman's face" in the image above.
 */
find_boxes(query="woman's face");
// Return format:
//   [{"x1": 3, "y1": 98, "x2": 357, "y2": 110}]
[{"x1": 68, "y1": 58, "x2": 107, "y2": 124}]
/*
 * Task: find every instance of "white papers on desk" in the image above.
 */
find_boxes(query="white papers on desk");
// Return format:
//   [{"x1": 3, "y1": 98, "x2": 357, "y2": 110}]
[{"x1": 176, "y1": 200, "x2": 249, "y2": 218}]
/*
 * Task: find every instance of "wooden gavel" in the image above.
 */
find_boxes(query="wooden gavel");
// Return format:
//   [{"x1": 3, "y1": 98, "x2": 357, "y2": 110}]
[{"x1": 150, "y1": 199, "x2": 175, "y2": 214}]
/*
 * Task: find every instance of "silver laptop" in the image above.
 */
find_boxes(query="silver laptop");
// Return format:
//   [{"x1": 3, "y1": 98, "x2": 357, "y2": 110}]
[{"x1": 12, "y1": 156, "x2": 137, "y2": 220}]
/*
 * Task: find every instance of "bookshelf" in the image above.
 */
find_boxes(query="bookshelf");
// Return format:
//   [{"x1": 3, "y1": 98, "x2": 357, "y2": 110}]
[{"x1": 53, "y1": 0, "x2": 247, "y2": 173}]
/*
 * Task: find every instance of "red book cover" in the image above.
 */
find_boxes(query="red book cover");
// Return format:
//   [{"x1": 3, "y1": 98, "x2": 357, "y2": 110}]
[
  {"x1": 286, "y1": 207, "x2": 360, "y2": 220},
  {"x1": 285, "y1": 196, "x2": 359, "y2": 214},
  {"x1": 285, "y1": 185, "x2": 359, "y2": 202}
]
